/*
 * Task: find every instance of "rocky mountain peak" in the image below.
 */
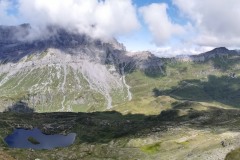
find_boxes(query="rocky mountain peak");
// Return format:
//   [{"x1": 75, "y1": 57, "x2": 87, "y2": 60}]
[
  {"x1": 0, "y1": 24, "x2": 126, "y2": 63},
  {"x1": 204, "y1": 47, "x2": 231, "y2": 56},
  {"x1": 211, "y1": 47, "x2": 228, "y2": 52},
  {"x1": 189, "y1": 47, "x2": 239, "y2": 61}
]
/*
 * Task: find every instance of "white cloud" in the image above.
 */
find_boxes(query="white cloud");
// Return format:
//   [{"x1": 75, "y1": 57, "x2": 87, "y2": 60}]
[
  {"x1": 173, "y1": 0, "x2": 240, "y2": 47},
  {"x1": 2, "y1": 0, "x2": 240, "y2": 50},
  {"x1": 139, "y1": 3, "x2": 185, "y2": 46},
  {"x1": 1, "y1": 0, "x2": 140, "y2": 41}
]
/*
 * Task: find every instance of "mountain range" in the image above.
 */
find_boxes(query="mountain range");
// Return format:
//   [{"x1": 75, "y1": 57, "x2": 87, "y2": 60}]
[
  {"x1": 1, "y1": 24, "x2": 240, "y2": 160},
  {"x1": 1, "y1": 24, "x2": 240, "y2": 113},
  {"x1": 0, "y1": 24, "x2": 164, "y2": 112}
]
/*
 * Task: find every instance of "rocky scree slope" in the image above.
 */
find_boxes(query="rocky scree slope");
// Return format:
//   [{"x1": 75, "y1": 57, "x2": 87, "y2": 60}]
[{"x1": 0, "y1": 24, "x2": 164, "y2": 112}]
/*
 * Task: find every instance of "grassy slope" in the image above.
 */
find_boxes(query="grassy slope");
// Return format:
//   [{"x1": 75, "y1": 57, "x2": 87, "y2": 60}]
[
  {"x1": 1, "y1": 53, "x2": 240, "y2": 113},
  {"x1": 5, "y1": 66, "x2": 110, "y2": 112},
  {"x1": 0, "y1": 51, "x2": 128, "y2": 112},
  {"x1": 113, "y1": 55, "x2": 240, "y2": 116}
]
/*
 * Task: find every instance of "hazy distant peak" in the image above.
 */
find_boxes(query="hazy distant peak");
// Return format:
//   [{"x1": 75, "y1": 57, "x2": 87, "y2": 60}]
[
  {"x1": 207, "y1": 47, "x2": 229, "y2": 54},
  {"x1": 198, "y1": 47, "x2": 237, "y2": 57},
  {"x1": 212, "y1": 47, "x2": 228, "y2": 51}
]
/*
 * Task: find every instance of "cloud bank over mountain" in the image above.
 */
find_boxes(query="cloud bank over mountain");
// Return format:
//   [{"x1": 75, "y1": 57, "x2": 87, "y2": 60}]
[
  {"x1": 173, "y1": 0, "x2": 240, "y2": 47},
  {"x1": 0, "y1": 0, "x2": 140, "y2": 41},
  {"x1": 1, "y1": 0, "x2": 240, "y2": 51}
]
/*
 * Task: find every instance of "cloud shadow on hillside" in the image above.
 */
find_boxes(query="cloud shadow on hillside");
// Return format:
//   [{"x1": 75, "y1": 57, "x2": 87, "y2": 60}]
[
  {"x1": 206, "y1": 55, "x2": 240, "y2": 72},
  {"x1": 155, "y1": 75, "x2": 240, "y2": 108},
  {"x1": 4, "y1": 101, "x2": 35, "y2": 113}
]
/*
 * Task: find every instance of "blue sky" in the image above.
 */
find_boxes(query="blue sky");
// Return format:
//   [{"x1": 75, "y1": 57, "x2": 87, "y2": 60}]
[{"x1": 1, "y1": 0, "x2": 240, "y2": 56}]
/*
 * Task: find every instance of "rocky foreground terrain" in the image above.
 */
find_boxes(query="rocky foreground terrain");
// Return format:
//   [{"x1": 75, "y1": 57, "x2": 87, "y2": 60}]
[{"x1": 1, "y1": 105, "x2": 240, "y2": 160}]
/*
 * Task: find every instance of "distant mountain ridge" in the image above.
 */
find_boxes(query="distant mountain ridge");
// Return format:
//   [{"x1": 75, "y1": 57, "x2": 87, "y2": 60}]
[
  {"x1": 191, "y1": 47, "x2": 239, "y2": 59},
  {"x1": 175, "y1": 47, "x2": 240, "y2": 62}
]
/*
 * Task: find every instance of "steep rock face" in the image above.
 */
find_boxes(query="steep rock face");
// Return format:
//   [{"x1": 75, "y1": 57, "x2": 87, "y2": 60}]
[
  {"x1": 123, "y1": 51, "x2": 165, "y2": 75},
  {"x1": 0, "y1": 51, "x2": 123, "y2": 111},
  {"x1": 0, "y1": 24, "x2": 164, "y2": 112},
  {"x1": 0, "y1": 25, "x2": 127, "y2": 112},
  {"x1": 0, "y1": 24, "x2": 125, "y2": 63}
]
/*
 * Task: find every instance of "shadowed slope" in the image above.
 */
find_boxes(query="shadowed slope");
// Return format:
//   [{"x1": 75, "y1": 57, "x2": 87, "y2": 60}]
[{"x1": 158, "y1": 75, "x2": 240, "y2": 108}]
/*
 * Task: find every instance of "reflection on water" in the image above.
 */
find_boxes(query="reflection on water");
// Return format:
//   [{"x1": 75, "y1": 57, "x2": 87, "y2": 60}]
[{"x1": 4, "y1": 128, "x2": 76, "y2": 149}]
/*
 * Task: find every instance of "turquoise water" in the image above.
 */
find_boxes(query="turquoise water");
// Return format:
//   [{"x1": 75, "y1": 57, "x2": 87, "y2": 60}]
[{"x1": 4, "y1": 128, "x2": 76, "y2": 149}]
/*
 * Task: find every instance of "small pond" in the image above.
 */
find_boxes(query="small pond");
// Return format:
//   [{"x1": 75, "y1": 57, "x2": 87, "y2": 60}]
[{"x1": 4, "y1": 128, "x2": 76, "y2": 150}]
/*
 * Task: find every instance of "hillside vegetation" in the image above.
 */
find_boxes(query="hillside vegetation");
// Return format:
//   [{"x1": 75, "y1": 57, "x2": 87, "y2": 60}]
[{"x1": 118, "y1": 54, "x2": 240, "y2": 115}]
